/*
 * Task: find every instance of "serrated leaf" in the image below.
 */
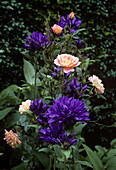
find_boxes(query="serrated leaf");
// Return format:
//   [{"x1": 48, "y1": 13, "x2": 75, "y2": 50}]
[
  {"x1": 0, "y1": 107, "x2": 13, "y2": 120},
  {"x1": 83, "y1": 144, "x2": 105, "y2": 170}
]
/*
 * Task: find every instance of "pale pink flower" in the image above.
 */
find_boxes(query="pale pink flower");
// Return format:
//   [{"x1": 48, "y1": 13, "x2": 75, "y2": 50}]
[
  {"x1": 69, "y1": 12, "x2": 75, "y2": 19},
  {"x1": 88, "y1": 75, "x2": 105, "y2": 94},
  {"x1": 19, "y1": 99, "x2": 31, "y2": 114},
  {"x1": 54, "y1": 54, "x2": 81, "y2": 73},
  {"x1": 4, "y1": 129, "x2": 21, "y2": 148},
  {"x1": 51, "y1": 24, "x2": 63, "y2": 34}
]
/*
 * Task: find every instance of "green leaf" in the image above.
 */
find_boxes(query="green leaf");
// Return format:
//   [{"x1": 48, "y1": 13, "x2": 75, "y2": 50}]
[
  {"x1": 38, "y1": 148, "x2": 52, "y2": 153},
  {"x1": 23, "y1": 59, "x2": 35, "y2": 85},
  {"x1": 75, "y1": 160, "x2": 93, "y2": 168},
  {"x1": 0, "y1": 107, "x2": 13, "y2": 120},
  {"x1": 19, "y1": 115, "x2": 27, "y2": 123},
  {"x1": 105, "y1": 156, "x2": 116, "y2": 170},
  {"x1": 5, "y1": 112, "x2": 21, "y2": 128},
  {"x1": 95, "y1": 145, "x2": 107, "y2": 158},
  {"x1": 61, "y1": 149, "x2": 71, "y2": 159},
  {"x1": 0, "y1": 153, "x2": 3, "y2": 156},
  {"x1": 53, "y1": 145, "x2": 64, "y2": 158},
  {"x1": 110, "y1": 138, "x2": 116, "y2": 148},
  {"x1": 84, "y1": 58, "x2": 90, "y2": 71},
  {"x1": 73, "y1": 123, "x2": 87, "y2": 136},
  {"x1": 83, "y1": 144, "x2": 105, "y2": 170},
  {"x1": 11, "y1": 162, "x2": 28, "y2": 170},
  {"x1": 0, "y1": 85, "x2": 21, "y2": 106},
  {"x1": 33, "y1": 150, "x2": 49, "y2": 168}
]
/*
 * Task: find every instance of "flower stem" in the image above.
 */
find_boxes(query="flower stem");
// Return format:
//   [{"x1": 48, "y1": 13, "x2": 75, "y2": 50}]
[
  {"x1": 72, "y1": 148, "x2": 76, "y2": 170},
  {"x1": 64, "y1": 154, "x2": 66, "y2": 170},
  {"x1": 33, "y1": 55, "x2": 38, "y2": 101},
  {"x1": 54, "y1": 156, "x2": 56, "y2": 170}
]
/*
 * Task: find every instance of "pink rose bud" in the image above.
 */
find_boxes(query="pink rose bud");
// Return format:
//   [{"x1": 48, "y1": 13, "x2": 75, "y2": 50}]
[
  {"x1": 4, "y1": 129, "x2": 21, "y2": 148},
  {"x1": 51, "y1": 24, "x2": 63, "y2": 34},
  {"x1": 69, "y1": 12, "x2": 75, "y2": 19}
]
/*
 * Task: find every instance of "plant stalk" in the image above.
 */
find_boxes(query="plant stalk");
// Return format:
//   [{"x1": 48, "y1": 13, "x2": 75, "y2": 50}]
[
  {"x1": 33, "y1": 55, "x2": 38, "y2": 101},
  {"x1": 72, "y1": 148, "x2": 76, "y2": 170},
  {"x1": 64, "y1": 154, "x2": 66, "y2": 170}
]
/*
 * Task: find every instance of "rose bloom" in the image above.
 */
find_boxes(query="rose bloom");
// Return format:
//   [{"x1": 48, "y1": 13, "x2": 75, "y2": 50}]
[
  {"x1": 54, "y1": 54, "x2": 81, "y2": 73},
  {"x1": 88, "y1": 75, "x2": 105, "y2": 94},
  {"x1": 51, "y1": 24, "x2": 63, "y2": 34},
  {"x1": 4, "y1": 129, "x2": 21, "y2": 148},
  {"x1": 19, "y1": 99, "x2": 31, "y2": 114},
  {"x1": 69, "y1": 12, "x2": 75, "y2": 19}
]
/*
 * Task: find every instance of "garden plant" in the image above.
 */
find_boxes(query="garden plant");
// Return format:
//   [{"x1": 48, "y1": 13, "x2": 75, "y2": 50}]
[{"x1": 0, "y1": 11, "x2": 116, "y2": 170}]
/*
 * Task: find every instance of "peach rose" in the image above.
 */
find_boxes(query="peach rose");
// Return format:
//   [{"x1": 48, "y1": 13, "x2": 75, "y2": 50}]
[
  {"x1": 4, "y1": 129, "x2": 21, "y2": 148},
  {"x1": 51, "y1": 24, "x2": 63, "y2": 34},
  {"x1": 69, "y1": 12, "x2": 75, "y2": 19},
  {"x1": 19, "y1": 99, "x2": 31, "y2": 114},
  {"x1": 88, "y1": 75, "x2": 105, "y2": 94},
  {"x1": 54, "y1": 54, "x2": 81, "y2": 73}
]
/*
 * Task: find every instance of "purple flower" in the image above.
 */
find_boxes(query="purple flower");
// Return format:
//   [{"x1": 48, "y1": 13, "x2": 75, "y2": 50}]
[
  {"x1": 63, "y1": 77, "x2": 87, "y2": 98},
  {"x1": 68, "y1": 77, "x2": 87, "y2": 97},
  {"x1": 75, "y1": 38, "x2": 86, "y2": 49},
  {"x1": 50, "y1": 66, "x2": 62, "y2": 79},
  {"x1": 81, "y1": 53, "x2": 88, "y2": 59},
  {"x1": 39, "y1": 123, "x2": 77, "y2": 148},
  {"x1": 37, "y1": 113, "x2": 48, "y2": 126},
  {"x1": 24, "y1": 32, "x2": 50, "y2": 50},
  {"x1": 58, "y1": 14, "x2": 82, "y2": 33},
  {"x1": 30, "y1": 98, "x2": 48, "y2": 115},
  {"x1": 45, "y1": 96, "x2": 89, "y2": 126}
]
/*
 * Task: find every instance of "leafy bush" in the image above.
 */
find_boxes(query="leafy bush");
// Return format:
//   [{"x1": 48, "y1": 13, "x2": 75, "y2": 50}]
[{"x1": 0, "y1": 11, "x2": 116, "y2": 169}]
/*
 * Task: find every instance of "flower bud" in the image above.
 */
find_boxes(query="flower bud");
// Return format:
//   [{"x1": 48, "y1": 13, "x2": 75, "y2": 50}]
[{"x1": 69, "y1": 12, "x2": 75, "y2": 19}]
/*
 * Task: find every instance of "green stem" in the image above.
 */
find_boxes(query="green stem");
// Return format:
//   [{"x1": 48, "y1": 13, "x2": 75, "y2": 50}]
[
  {"x1": 101, "y1": 141, "x2": 116, "y2": 160},
  {"x1": 88, "y1": 120, "x2": 115, "y2": 128},
  {"x1": 64, "y1": 154, "x2": 66, "y2": 170},
  {"x1": 33, "y1": 55, "x2": 38, "y2": 101},
  {"x1": 49, "y1": 156, "x2": 52, "y2": 170},
  {"x1": 72, "y1": 148, "x2": 76, "y2": 170},
  {"x1": 54, "y1": 156, "x2": 56, "y2": 170}
]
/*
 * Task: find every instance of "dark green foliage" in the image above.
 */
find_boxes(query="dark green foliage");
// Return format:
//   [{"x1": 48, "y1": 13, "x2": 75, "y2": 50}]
[{"x1": 0, "y1": 0, "x2": 115, "y2": 153}]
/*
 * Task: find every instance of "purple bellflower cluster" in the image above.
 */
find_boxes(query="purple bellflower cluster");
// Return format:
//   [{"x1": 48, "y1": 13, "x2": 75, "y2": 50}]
[
  {"x1": 75, "y1": 38, "x2": 86, "y2": 49},
  {"x1": 63, "y1": 77, "x2": 87, "y2": 98},
  {"x1": 68, "y1": 77, "x2": 87, "y2": 97},
  {"x1": 39, "y1": 123, "x2": 77, "y2": 149},
  {"x1": 30, "y1": 98, "x2": 48, "y2": 115},
  {"x1": 58, "y1": 14, "x2": 82, "y2": 33},
  {"x1": 45, "y1": 96, "x2": 89, "y2": 127},
  {"x1": 24, "y1": 32, "x2": 51, "y2": 50},
  {"x1": 51, "y1": 66, "x2": 71, "y2": 80}
]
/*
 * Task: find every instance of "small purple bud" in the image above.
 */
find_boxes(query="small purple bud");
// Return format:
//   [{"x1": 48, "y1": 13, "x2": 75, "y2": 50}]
[
  {"x1": 66, "y1": 71, "x2": 71, "y2": 78},
  {"x1": 54, "y1": 67, "x2": 57, "y2": 73},
  {"x1": 59, "y1": 66, "x2": 62, "y2": 72}
]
